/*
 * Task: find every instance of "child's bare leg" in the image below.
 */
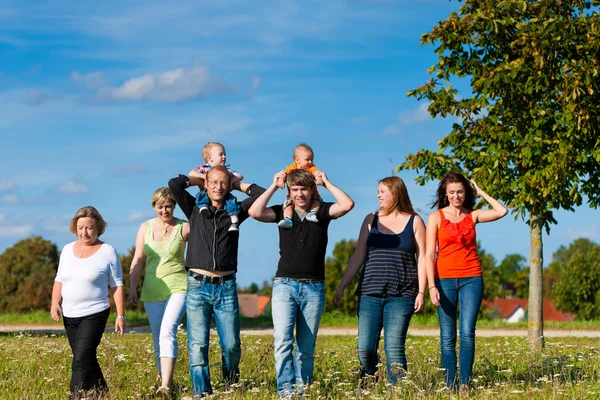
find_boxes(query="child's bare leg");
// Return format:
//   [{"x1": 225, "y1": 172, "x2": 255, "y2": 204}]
[
  {"x1": 306, "y1": 198, "x2": 320, "y2": 223},
  {"x1": 277, "y1": 201, "x2": 294, "y2": 229},
  {"x1": 310, "y1": 198, "x2": 321, "y2": 212},
  {"x1": 283, "y1": 203, "x2": 294, "y2": 220}
]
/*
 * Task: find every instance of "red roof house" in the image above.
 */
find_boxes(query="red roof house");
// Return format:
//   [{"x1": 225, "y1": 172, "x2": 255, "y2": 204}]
[
  {"x1": 238, "y1": 294, "x2": 271, "y2": 318},
  {"x1": 483, "y1": 298, "x2": 575, "y2": 323}
]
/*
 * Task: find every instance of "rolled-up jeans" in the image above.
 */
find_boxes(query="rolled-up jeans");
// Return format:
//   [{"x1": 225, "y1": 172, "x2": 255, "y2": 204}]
[
  {"x1": 357, "y1": 294, "x2": 415, "y2": 383},
  {"x1": 144, "y1": 292, "x2": 186, "y2": 371},
  {"x1": 272, "y1": 278, "x2": 325, "y2": 396},
  {"x1": 436, "y1": 276, "x2": 484, "y2": 387},
  {"x1": 185, "y1": 275, "x2": 240, "y2": 396}
]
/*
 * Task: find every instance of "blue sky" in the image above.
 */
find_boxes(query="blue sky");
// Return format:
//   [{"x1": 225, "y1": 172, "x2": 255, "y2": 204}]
[{"x1": 1, "y1": 0, "x2": 598, "y2": 287}]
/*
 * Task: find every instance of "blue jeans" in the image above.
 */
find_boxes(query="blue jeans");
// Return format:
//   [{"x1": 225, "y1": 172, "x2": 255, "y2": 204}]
[
  {"x1": 272, "y1": 278, "x2": 325, "y2": 395},
  {"x1": 436, "y1": 276, "x2": 484, "y2": 387},
  {"x1": 185, "y1": 275, "x2": 240, "y2": 396},
  {"x1": 195, "y1": 190, "x2": 240, "y2": 216},
  {"x1": 357, "y1": 295, "x2": 415, "y2": 383}
]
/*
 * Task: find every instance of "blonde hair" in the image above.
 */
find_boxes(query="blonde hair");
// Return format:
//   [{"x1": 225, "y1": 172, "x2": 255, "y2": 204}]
[
  {"x1": 151, "y1": 187, "x2": 175, "y2": 207},
  {"x1": 378, "y1": 176, "x2": 416, "y2": 217},
  {"x1": 202, "y1": 142, "x2": 225, "y2": 162},
  {"x1": 286, "y1": 169, "x2": 315, "y2": 188},
  {"x1": 293, "y1": 143, "x2": 314, "y2": 160},
  {"x1": 69, "y1": 206, "x2": 107, "y2": 236}
]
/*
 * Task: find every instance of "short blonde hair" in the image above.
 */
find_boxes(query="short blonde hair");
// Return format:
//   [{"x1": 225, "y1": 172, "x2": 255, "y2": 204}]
[
  {"x1": 69, "y1": 206, "x2": 107, "y2": 236},
  {"x1": 202, "y1": 142, "x2": 225, "y2": 162},
  {"x1": 293, "y1": 143, "x2": 314, "y2": 160},
  {"x1": 151, "y1": 187, "x2": 175, "y2": 207},
  {"x1": 286, "y1": 169, "x2": 315, "y2": 188}
]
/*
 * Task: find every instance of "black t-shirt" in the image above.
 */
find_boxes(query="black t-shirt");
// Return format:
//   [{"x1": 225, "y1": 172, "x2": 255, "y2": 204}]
[{"x1": 269, "y1": 202, "x2": 334, "y2": 281}]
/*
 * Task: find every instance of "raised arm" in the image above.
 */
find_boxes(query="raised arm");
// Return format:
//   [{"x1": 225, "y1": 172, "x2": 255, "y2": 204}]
[
  {"x1": 413, "y1": 215, "x2": 427, "y2": 312},
  {"x1": 425, "y1": 211, "x2": 440, "y2": 307},
  {"x1": 333, "y1": 214, "x2": 373, "y2": 306},
  {"x1": 316, "y1": 171, "x2": 354, "y2": 219},
  {"x1": 168, "y1": 175, "x2": 202, "y2": 219},
  {"x1": 128, "y1": 222, "x2": 147, "y2": 307},
  {"x1": 470, "y1": 179, "x2": 508, "y2": 223},
  {"x1": 248, "y1": 171, "x2": 285, "y2": 222}
]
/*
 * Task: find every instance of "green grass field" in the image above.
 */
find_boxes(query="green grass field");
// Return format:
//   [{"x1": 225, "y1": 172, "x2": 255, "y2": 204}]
[
  {"x1": 3, "y1": 310, "x2": 600, "y2": 331},
  {"x1": 1, "y1": 332, "x2": 599, "y2": 399}
]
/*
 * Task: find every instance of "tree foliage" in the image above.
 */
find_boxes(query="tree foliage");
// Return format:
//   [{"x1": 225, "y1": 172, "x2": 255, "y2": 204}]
[
  {"x1": 324, "y1": 239, "x2": 359, "y2": 315},
  {"x1": 398, "y1": 0, "x2": 600, "y2": 348},
  {"x1": 0, "y1": 236, "x2": 59, "y2": 312},
  {"x1": 551, "y1": 238, "x2": 600, "y2": 319}
]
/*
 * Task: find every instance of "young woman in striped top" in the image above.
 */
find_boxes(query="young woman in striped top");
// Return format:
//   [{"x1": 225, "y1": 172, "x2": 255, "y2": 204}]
[
  {"x1": 426, "y1": 171, "x2": 507, "y2": 389},
  {"x1": 333, "y1": 176, "x2": 426, "y2": 383}
]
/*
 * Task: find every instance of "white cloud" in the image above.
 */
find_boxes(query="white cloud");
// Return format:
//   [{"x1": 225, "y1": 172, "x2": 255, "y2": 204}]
[
  {"x1": 125, "y1": 212, "x2": 155, "y2": 223},
  {"x1": 383, "y1": 102, "x2": 431, "y2": 136},
  {"x1": 252, "y1": 75, "x2": 262, "y2": 91},
  {"x1": 0, "y1": 194, "x2": 18, "y2": 204},
  {"x1": 348, "y1": 116, "x2": 371, "y2": 124},
  {"x1": 56, "y1": 179, "x2": 89, "y2": 194},
  {"x1": 71, "y1": 70, "x2": 109, "y2": 90},
  {"x1": 93, "y1": 65, "x2": 231, "y2": 103},
  {"x1": 0, "y1": 224, "x2": 32, "y2": 238},
  {"x1": 566, "y1": 226, "x2": 598, "y2": 241},
  {"x1": 26, "y1": 89, "x2": 61, "y2": 106},
  {"x1": 0, "y1": 180, "x2": 16, "y2": 191}
]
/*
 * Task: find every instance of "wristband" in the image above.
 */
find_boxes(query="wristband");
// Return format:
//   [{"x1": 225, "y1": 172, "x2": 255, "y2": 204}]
[
  {"x1": 117, "y1": 315, "x2": 127, "y2": 320},
  {"x1": 429, "y1": 286, "x2": 437, "y2": 290},
  {"x1": 418, "y1": 292, "x2": 425, "y2": 295}
]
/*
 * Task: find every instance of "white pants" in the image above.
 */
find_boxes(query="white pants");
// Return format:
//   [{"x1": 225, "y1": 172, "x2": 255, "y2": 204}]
[{"x1": 144, "y1": 292, "x2": 186, "y2": 371}]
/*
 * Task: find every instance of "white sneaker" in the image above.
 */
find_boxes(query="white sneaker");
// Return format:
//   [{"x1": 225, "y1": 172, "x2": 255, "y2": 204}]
[{"x1": 306, "y1": 210, "x2": 319, "y2": 223}]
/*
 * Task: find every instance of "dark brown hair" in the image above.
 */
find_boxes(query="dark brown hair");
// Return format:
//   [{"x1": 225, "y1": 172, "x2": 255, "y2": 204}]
[{"x1": 432, "y1": 171, "x2": 475, "y2": 210}]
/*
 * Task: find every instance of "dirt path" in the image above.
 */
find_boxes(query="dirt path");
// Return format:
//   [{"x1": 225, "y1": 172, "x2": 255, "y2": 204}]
[{"x1": 2, "y1": 325, "x2": 600, "y2": 338}]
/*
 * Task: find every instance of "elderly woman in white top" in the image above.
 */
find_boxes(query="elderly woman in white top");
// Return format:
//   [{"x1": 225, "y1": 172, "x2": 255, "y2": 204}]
[{"x1": 50, "y1": 206, "x2": 126, "y2": 398}]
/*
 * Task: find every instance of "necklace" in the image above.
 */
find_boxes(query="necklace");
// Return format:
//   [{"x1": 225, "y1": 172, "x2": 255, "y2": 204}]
[{"x1": 159, "y1": 219, "x2": 172, "y2": 236}]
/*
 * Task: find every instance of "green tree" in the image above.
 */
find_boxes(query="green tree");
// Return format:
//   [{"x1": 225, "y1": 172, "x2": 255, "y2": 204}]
[
  {"x1": 551, "y1": 238, "x2": 600, "y2": 319},
  {"x1": 324, "y1": 239, "x2": 359, "y2": 315},
  {"x1": 0, "y1": 236, "x2": 59, "y2": 312},
  {"x1": 398, "y1": 0, "x2": 600, "y2": 349},
  {"x1": 498, "y1": 254, "x2": 527, "y2": 282},
  {"x1": 120, "y1": 246, "x2": 145, "y2": 311},
  {"x1": 260, "y1": 279, "x2": 273, "y2": 297},
  {"x1": 479, "y1": 243, "x2": 501, "y2": 300}
]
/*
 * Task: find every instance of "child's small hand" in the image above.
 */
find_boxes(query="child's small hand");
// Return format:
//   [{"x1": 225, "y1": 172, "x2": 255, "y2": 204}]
[{"x1": 275, "y1": 171, "x2": 286, "y2": 189}]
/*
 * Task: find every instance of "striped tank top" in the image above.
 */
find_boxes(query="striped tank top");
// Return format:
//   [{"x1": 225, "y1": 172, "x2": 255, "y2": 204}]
[{"x1": 357, "y1": 212, "x2": 419, "y2": 297}]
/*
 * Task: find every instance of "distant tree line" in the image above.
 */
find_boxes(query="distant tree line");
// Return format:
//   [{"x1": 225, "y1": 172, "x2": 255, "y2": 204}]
[{"x1": 1, "y1": 235, "x2": 599, "y2": 319}]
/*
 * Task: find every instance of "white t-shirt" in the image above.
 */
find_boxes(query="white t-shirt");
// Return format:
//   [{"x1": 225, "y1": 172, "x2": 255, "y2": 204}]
[{"x1": 55, "y1": 241, "x2": 123, "y2": 318}]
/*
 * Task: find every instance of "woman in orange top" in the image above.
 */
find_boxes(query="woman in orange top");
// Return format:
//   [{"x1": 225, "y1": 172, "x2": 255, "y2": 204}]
[{"x1": 426, "y1": 171, "x2": 507, "y2": 389}]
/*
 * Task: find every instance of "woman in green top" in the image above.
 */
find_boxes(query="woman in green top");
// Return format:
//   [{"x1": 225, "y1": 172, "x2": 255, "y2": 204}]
[{"x1": 129, "y1": 187, "x2": 190, "y2": 395}]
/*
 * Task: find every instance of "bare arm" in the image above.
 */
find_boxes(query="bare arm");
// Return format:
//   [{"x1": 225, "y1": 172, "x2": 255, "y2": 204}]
[
  {"x1": 128, "y1": 222, "x2": 147, "y2": 307},
  {"x1": 333, "y1": 214, "x2": 373, "y2": 306},
  {"x1": 470, "y1": 179, "x2": 508, "y2": 223},
  {"x1": 413, "y1": 215, "x2": 427, "y2": 312},
  {"x1": 248, "y1": 171, "x2": 285, "y2": 222},
  {"x1": 317, "y1": 171, "x2": 354, "y2": 219},
  {"x1": 50, "y1": 281, "x2": 63, "y2": 321},
  {"x1": 189, "y1": 169, "x2": 206, "y2": 180},
  {"x1": 181, "y1": 221, "x2": 190, "y2": 241},
  {"x1": 425, "y1": 211, "x2": 441, "y2": 307},
  {"x1": 111, "y1": 286, "x2": 126, "y2": 336}
]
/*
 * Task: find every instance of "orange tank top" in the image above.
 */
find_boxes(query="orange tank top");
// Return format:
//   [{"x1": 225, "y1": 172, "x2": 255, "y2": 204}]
[{"x1": 435, "y1": 209, "x2": 482, "y2": 278}]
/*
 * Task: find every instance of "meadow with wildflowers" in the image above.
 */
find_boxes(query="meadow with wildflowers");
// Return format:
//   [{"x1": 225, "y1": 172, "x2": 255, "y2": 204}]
[{"x1": 1, "y1": 332, "x2": 599, "y2": 399}]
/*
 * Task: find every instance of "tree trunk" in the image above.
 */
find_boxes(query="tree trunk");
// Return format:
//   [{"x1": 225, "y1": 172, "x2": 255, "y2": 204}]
[{"x1": 528, "y1": 208, "x2": 545, "y2": 350}]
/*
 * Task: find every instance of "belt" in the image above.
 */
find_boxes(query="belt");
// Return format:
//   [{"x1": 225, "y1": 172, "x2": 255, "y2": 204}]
[
  {"x1": 188, "y1": 270, "x2": 235, "y2": 284},
  {"x1": 285, "y1": 277, "x2": 324, "y2": 284}
]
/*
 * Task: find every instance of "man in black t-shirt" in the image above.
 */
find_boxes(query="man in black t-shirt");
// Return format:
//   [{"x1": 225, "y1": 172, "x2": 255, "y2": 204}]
[{"x1": 249, "y1": 169, "x2": 354, "y2": 397}]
